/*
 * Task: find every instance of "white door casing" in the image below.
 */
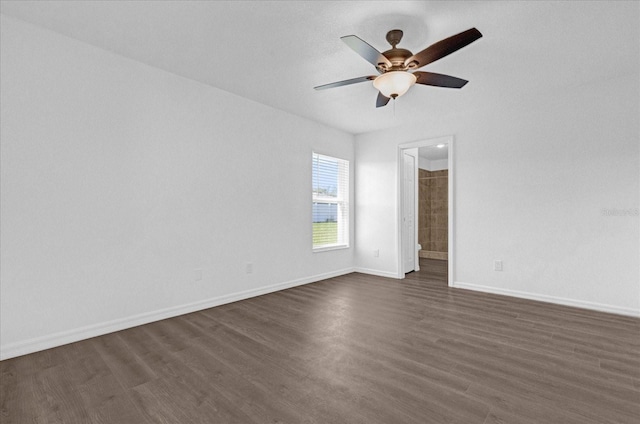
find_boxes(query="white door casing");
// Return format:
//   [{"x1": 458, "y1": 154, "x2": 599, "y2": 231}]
[{"x1": 397, "y1": 136, "x2": 454, "y2": 285}]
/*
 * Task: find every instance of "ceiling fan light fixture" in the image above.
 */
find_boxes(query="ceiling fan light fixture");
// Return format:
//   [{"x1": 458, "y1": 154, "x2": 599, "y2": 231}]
[{"x1": 373, "y1": 71, "x2": 416, "y2": 99}]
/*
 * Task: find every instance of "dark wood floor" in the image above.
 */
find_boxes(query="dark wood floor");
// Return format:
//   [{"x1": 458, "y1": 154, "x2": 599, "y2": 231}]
[
  {"x1": 2, "y1": 260, "x2": 639, "y2": 423},
  {"x1": 415, "y1": 258, "x2": 448, "y2": 282}
]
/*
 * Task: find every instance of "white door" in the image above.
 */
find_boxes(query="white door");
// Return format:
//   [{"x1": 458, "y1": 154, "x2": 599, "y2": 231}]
[{"x1": 402, "y1": 152, "x2": 416, "y2": 273}]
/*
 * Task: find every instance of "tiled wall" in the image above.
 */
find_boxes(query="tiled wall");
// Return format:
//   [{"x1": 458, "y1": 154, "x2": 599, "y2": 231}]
[{"x1": 418, "y1": 169, "x2": 448, "y2": 260}]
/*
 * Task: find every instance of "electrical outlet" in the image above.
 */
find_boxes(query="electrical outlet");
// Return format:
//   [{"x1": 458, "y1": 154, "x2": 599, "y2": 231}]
[
  {"x1": 373, "y1": 249, "x2": 379, "y2": 257},
  {"x1": 494, "y1": 260, "x2": 503, "y2": 271},
  {"x1": 245, "y1": 262, "x2": 253, "y2": 274},
  {"x1": 194, "y1": 268, "x2": 203, "y2": 281}
]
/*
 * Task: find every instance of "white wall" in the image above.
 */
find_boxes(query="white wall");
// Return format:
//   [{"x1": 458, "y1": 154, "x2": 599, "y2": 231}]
[
  {"x1": 0, "y1": 16, "x2": 355, "y2": 359},
  {"x1": 355, "y1": 72, "x2": 639, "y2": 316}
]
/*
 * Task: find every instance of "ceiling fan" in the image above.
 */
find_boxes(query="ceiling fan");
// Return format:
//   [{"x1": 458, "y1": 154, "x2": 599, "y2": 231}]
[{"x1": 314, "y1": 28, "x2": 482, "y2": 107}]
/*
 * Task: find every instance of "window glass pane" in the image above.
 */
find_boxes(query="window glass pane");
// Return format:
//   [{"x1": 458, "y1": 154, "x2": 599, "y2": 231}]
[
  {"x1": 313, "y1": 202, "x2": 337, "y2": 223},
  {"x1": 312, "y1": 152, "x2": 349, "y2": 250},
  {"x1": 313, "y1": 203, "x2": 338, "y2": 246},
  {"x1": 312, "y1": 155, "x2": 338, "y2": 198}
]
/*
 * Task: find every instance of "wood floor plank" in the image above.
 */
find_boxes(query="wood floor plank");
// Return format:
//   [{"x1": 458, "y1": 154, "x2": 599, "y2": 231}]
[
  {"x1": 180, "y1": 334, "x2": 321, "y2": 423},
  {"x1": 0, "y1": 362, "x2": 36, "y2": 423},
  {"x1": 466, "y1": 383, "x2": 589, "y2": 424},
  {"x1": 2, "y1": 258, "x2": 639, "y2": 423},
  {"x1": 90, "y1": 333, "x2": 158, "y2": 390},
  {"x1": 26, "y1": 364, "x2": 93, "y2": 423}
]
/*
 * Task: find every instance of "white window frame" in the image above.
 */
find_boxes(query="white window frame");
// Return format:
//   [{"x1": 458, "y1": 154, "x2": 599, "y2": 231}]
[{"x1": 312, "y1": 152, "x2": 349, "y2": 252}]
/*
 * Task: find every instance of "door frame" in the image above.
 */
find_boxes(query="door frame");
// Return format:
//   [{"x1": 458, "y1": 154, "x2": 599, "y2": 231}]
[{"x1": 397, "y1": 135, "x2": 455, "y2": 286}]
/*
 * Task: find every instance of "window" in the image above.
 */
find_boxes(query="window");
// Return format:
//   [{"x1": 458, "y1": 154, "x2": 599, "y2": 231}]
[{"x1": 312, "y1": 152, "x2": 349, "y2": 251}]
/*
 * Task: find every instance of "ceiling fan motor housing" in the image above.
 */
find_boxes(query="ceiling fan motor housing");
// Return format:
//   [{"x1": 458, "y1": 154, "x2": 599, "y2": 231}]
[
  {"x1": 378, "y1": 30, "x2": 414, "y2": 72},
  {"x1": 381, "y1": 48, "x2": 413, "y2": 71}
]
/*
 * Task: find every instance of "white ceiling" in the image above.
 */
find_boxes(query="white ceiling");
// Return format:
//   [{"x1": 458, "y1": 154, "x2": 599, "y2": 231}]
[
  {"x1": 1, "y1": 1, "x2": 638, "y2": 135},
  {"x1": 419, "y1": 144, "x2": 448, "y2": 162}
]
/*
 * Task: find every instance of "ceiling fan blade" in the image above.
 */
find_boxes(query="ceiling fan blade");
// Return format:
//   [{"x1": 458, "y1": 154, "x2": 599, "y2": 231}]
[
  {"x1": 341, "y1": 35, "x2": 392, "y2": 70},
  {"x1": 314, "y1": 75, "x2": 376, "y2": 90},
  {"x1": 376, "y1": 92, "x2": 390, "y2": 108},
  {"x1": 405, "y1": 28, "x2": 482, "y2": 69},
  {"x1": 414, "y1": 71, "x2": 468, "y2": 88}
]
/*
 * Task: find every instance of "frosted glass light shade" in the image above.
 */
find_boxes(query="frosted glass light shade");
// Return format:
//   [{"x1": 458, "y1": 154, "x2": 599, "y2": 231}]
[{"x1": 373, "y1": 71, "x2": 417, "y2": 98}]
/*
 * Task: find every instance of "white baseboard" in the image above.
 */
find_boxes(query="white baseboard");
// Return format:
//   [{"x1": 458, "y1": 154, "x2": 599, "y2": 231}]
[
  {"x1": 453, "y1": 281, "x2": 640, "y2": 318},
  {"x1": 353, "y1": 267, "x2": 401, "y2": 279},
  {"x1": 0, "y1": 268, "x2": 355, "y2": 360}
]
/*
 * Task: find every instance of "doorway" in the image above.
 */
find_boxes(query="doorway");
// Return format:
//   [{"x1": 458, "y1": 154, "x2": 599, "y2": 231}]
[{"x1": 398, "y1": 136, "x2": 454, "y2": 286}]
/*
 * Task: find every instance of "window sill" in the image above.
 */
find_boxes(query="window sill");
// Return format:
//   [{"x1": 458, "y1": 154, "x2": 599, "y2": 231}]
[{"x1": 313, "y1": 244, "x2": 350, "y2": 253}]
